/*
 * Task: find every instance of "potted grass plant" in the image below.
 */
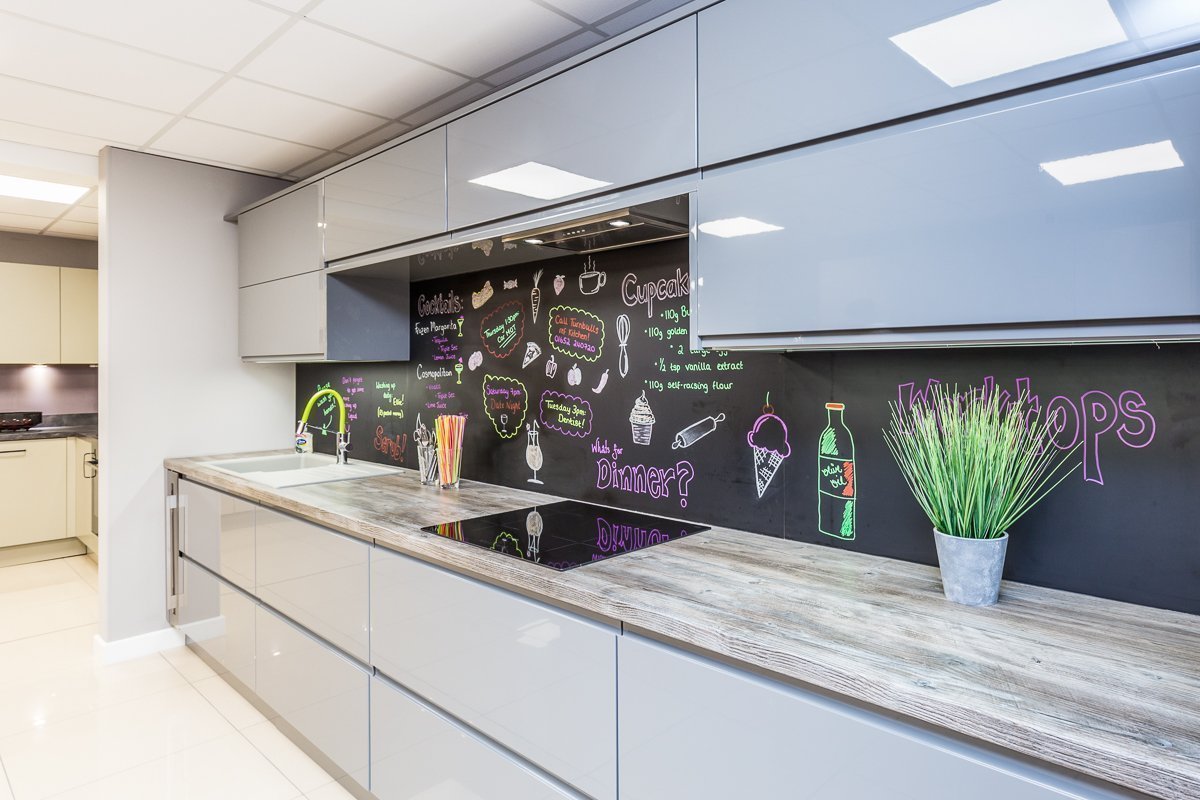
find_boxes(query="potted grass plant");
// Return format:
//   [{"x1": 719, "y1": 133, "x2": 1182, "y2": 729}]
[{"x1": 882, "y1": 384, "x2": 1079, "y2": 606}]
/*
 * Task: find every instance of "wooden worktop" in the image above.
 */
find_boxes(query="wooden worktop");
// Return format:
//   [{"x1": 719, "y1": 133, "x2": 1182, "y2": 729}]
[{"x1": 166, "y1": 451, "x2": 1199, "y2": 800}]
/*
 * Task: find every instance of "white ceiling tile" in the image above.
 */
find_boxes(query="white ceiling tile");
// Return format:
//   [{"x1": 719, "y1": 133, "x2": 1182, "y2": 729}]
[
  {"x1": 77, "y1": 190, "x2": 99, "y2": 209},
  {"x1": 0, "y1": 0, "x2": 289, "y2": 71},
  {"x1": 0, "y1": 139, "x2": 98, "y2": 185},
  {"x1": 0, "y1": 195, "x2": 74, "y2": 219},
  {"x1": 253, "y1": 0, "x2": 309, "y2": 11},
  {"x1": 309, "y1": 0, "x2": 579, "y2": 77},
  {"x1": 0, "y1": 76, "x2": 172, "y2": 145},
  {"x1": 285, "y1": 151, "x2": 350, "y2": 180},
  {"x1": 483, "y1": 29, "x2": 605, "y2": 86},
  {"x1": 336, "y1": 122, "x2": 412, "y2": 157},
  {"x1": 62, "y1": 205, "x2": 98, "y2": 224},
  {"x1": 598, "y1": 0, "x2": 690, "y2": 35},
  {"x1": 0, "y1": 120, "x2": 111, "y2": 157},
  {"x1": 540, "y1": 0, "x2": 638, "y2": 24},
  {"x1": 152, "y1": 119, "x2": 325, "y2": 174},
  {"x1": 240, "y1": 21, "x2": 464, "y2": 118},
  {"x1": 0, "y1": 15, "x2": 220, "y2": 113},
  {"x1": 399, "y1": 83, "x2": 495, "y2": 128},
  {"x1": 191, "y1": 79, "x2": 387, "y2": 150},
  {"x1": 0, "y1": 210, "x2": 54, "y2": 231},
  {"x1": 45, "y1": 219, "x2": 98, "y2": 238}
]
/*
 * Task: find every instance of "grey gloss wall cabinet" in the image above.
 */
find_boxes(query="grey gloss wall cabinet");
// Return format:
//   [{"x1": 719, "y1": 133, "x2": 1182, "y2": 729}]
[
  {"x1": 617, "y1": 635, "x2": 1133, "y2": 800},
  {"x1": 179, "y1": 479, "x2": 254, "y2": 592},
  {"x1": 698, "y1": 0, "x2": 1200, "y2": 164},
  {"x1": 323, "y1": 130, "x2": 447, "y2": 262},
  {"x1": 446, "y1": 18, "x2": 697, "y2": 231},
  {"x1": 238, "y1": 183, "x2": 322, "y2": 287},
  {"x1": 238, "y1": 271, "x2": 327, "y2": 360},
  {"x1": 370, "y1": 545, "x2": 618, "y2": 800},
  {"x1": 370, "y1": 675, "x2": 576, "y2": 800},
  {"x1": 694, "y1": 52, "x2": 1200, "y2": 348}
]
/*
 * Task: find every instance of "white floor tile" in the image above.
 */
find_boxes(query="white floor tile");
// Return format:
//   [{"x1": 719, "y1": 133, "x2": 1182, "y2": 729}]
[
  {"x1": 0, "y1": 561, "x2": 83, "y2": 598},
  {"x1": 0, "y1": 756, "x2": 13, "y2": 800},
  {"x1": 160, "y1": 645, "x2": 218, "y2": 683},
  {"x1": 0, "y1": 652, "x2": 186, "y2": 738},
  {"x1": 243, "y1": 720, "x2": 339, "y2": 795},
  {"x1": 0, "y1": 625, "x2": 97, "y2": 687},
  {"x1": 44, "y1": 732, "x2": 302, "y2": 800},
  {"x1": 0, "y1": 684, "x2": 235, "y2": 798},
  {"x1": 193, "y1": 675, "x2": 266, "y2": 730},
  {"x1": 63, "y1": 557, "x2": 98, "y2": 591},
  {"x1": 0, "y1": 595, "x2": 97, "y2": 645},
  {"x1": 306, "y1": 780, "x2": 356, "y2": 799}
]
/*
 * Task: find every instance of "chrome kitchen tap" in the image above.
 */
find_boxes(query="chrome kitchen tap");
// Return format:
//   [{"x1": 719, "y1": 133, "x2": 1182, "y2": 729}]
[{"x1": 296, "y1": 388, "x2": 351, "y2": 464}]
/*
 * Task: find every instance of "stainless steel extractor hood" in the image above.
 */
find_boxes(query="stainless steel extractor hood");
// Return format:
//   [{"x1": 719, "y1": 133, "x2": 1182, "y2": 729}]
[{"x1": 500, "y1": 200, "x2": 687, "y2": 255}]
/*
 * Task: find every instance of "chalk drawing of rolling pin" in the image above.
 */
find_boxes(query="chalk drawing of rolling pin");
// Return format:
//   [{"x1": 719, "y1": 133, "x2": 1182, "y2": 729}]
[{"x1": 672, "y1": 413, "x2": 726, "y2": 449}]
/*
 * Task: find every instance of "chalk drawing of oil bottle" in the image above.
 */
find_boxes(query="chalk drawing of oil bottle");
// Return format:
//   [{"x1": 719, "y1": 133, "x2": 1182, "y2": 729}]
[{"x1": 818, "y1": 402, "x2": 856, "y2": 540}]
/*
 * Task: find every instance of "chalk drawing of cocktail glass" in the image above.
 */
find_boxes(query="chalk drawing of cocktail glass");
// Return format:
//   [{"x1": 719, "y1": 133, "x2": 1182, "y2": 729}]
[{"x1": 526, "y1": 421, "x2": 544, "y2": 484}]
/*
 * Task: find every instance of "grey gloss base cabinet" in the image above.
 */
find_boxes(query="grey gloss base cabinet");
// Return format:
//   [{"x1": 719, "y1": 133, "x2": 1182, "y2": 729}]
[
  {"x1": 694, "y1": 51, "x2": 1200, "y2": 349},
  {"x1": 618, "y1": 634, "x2": 1133, "y2": 800}
]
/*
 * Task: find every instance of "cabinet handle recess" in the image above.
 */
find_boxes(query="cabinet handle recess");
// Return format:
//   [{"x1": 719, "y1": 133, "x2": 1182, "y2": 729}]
[{"x1": 0, "y1": 449, "x2": 27, "y2": 456}]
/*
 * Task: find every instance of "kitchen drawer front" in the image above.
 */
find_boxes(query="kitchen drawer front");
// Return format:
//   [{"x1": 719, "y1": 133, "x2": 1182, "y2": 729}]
[
  {"x1": 239, "y1": 272, "x2": 326, "y2": 360},
  {"x1": 178, "y1": 558, "x2": 256, "y2": 692},
  {"x1": 254, "y1": 506, "x2": 369, "y2": 662},
  {"x1": 324, "y1": 129, "x2": 447, "y2": 261},
  {"x1": 698, "y1": 0, "x2": 1200, "y2": 164},
  {"x1": 371, "y1": 546, "x2": 617, "y2": 800},
  {"x1": 619, "y1": 634, "x2": 1132, "y2": 800},
  {"x1": 695, "y1": 52, "x2": 1200, "y2": 345},
  {"x1": 238, "y1": 183, "x2": 322, "y2": 287},
  {"x1": 371, "y1": 674, "x2": 576, "y2": 800},
  {"x1": 179, "y1": 479, "x2": 255, "y2": 592},
  {"x1": 0, "y1": 438, "x2": 67, "y2": 547},
  {"x1": 255, "y1": 605, "x2": 369, "y2": 788},
  {"x1": 447, "y1": 18, "x2": 696, "y2": 231}
]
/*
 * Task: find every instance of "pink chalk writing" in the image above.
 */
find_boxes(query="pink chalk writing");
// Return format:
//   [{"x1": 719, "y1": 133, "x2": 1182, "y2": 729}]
[{"x1": 596, "y1": 457, "x2": 695, "y2": 507}]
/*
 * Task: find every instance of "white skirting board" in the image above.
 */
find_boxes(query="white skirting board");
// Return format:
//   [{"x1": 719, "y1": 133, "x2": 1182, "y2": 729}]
[{"x1": 93, "y1": 626, "x2": 184, "y2": 664}]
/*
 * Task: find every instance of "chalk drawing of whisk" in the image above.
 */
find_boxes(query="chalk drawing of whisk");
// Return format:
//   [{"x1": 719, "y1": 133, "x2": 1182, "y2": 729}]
[{"x1": 616, "y1": 314, "x2": 631, "y2": 378}]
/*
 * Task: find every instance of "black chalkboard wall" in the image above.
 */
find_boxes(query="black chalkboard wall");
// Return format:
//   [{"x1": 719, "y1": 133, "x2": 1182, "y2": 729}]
[{"x1": 298, "y1": 240, "x2": 1200, "y2": 615}]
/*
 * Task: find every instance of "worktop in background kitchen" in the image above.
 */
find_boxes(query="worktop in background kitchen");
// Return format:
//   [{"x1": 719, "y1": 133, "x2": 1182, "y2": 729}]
[
  {"x1": 0, "y1": 413, "x2": 97, "y2": 443},
  {"x1": 167, "y1": 451, "x2": 1198, "y2": 800}
]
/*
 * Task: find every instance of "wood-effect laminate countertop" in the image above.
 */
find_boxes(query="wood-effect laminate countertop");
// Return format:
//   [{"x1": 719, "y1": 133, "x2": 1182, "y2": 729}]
[
  {"x1": 0, "y1": 425, "x2": 96, "y2": 443},
  {"x1": 166, "y1": 451, "x2": 1199, "y2": 800}
]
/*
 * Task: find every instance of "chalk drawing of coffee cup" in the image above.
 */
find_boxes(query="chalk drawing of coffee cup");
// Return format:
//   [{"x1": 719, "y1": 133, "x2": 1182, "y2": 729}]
[{"x1": 579, "y1": 269, "x2": 606, "y2": 295}]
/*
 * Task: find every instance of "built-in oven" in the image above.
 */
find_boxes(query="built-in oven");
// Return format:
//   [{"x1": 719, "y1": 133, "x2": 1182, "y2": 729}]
[{"x1": 84, "y1": 445, "x2": 98, "y2": 536}]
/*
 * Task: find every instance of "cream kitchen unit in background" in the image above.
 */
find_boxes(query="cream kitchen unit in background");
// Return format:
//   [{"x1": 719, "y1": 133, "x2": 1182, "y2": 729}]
[{"x1": 0, "y1": 262, "x2": 98, "y2": 365}]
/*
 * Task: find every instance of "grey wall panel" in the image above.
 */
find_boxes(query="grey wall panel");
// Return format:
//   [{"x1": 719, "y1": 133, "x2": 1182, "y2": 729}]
[
  {"x1": 618, "y1": 634, "x2": 1136, "y2": 800},
  {"x1": 324, "y1": 129, "x2": 447, "y2": 262},
  {"x1": 447, "y1": 18, "x2": 696, "y2": 230},
  {"x1": 699, "y1": 0, "x2": 1200, "y2": 164},
  {"x1": 695, "y1": 52, "x2": 1200, "y2": 343},
  {"x1": 255, "y1": 506, "x2": 369, "y2": 663}
]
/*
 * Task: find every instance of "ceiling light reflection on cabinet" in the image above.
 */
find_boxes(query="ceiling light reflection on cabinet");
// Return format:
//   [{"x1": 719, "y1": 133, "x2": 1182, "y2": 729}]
[
  {"x1": 468, "y1": 162, "x2": 611, "y2": 200},
  {"x1": 889, "y1": 0, "x2": 1127, "y2": 87},
  {"x1": 1040, "y1": 140, "x2": 1184, "y2": 185},
  {"x1": 697, "y1": 217, "x2": 784, "y2": 238},
  {"x1": 0, "y1": 175, "x2": 89, "y2": 204}
]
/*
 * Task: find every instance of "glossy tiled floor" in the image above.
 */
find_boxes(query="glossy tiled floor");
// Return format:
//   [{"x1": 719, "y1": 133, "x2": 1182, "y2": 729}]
[{"x1": 0, "y1": 556, "x2": 354, "y2": 800}]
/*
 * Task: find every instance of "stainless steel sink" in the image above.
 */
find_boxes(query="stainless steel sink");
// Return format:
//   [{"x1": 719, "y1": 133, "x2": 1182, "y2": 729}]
[{"x1": 207, "y1": 452, "x2": 402, "y2": 488}]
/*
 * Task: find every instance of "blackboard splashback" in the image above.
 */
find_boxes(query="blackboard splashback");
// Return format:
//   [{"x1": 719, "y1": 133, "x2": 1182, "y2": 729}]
[{"x1": 297, "y1": 240, "x2": 1200, "y2": 615}]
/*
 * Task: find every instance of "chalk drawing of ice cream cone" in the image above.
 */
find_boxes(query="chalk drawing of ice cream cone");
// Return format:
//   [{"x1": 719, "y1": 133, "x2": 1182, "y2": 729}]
[
  {"x1": 747, "y1": 393, "x2": 790, "y2": 498},
  {"x1": 629, "y1": 391, "x2": 655, "y2": 445}
]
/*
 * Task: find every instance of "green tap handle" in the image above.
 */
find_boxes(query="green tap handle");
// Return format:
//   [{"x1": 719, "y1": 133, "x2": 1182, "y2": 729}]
[{"x1": 297, "y1": 388, "x2": 347, "y2": 435}]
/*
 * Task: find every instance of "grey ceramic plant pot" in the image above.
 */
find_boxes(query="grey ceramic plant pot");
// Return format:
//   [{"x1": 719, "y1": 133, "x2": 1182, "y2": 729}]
[{"x1": 932, "y1": 529, "x2": 1009, "y2": 606}]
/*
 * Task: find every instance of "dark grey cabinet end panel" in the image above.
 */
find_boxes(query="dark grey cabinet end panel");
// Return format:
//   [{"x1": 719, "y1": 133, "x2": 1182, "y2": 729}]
[
  {"x1": 698, "y1": 0, "x2": 1200, "y2": 164},
  {"x1": 447, "y1": 18, "x2": 697, "y2": 230},
  {"x1": 696, "y1": 52, "x2": 1200, "y2": 345}
]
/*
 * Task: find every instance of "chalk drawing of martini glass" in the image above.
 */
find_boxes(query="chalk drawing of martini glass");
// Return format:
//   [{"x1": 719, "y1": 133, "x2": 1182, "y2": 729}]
[{"x1": 526, "y1": 421, "x2": 544, "y2": 484}]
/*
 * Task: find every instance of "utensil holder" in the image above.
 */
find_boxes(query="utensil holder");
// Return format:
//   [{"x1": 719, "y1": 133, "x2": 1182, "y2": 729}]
[{"x1": 417, "y1": 444, "x2": 439, "y2": 485}]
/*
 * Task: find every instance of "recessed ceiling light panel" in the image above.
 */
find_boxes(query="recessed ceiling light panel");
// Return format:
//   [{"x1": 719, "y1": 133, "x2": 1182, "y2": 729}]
[
  {"x1": 1040, "y1": 140, "x2": 1185, "y2": 185},
  {"x1": 697, "y1": 217, "x2": 784, "y2": 238},
  {"x1": 0, "y1": 175, "x2": 89, "y2": 205},
  {"x1": 468, "y1": 161, "x2": 611, "y2": 200},
  {"x1": 890, "y1": 0, "x2": 1128, "y2": 87}
]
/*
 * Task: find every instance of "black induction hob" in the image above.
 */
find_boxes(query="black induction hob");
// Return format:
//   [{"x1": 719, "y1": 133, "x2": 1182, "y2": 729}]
[{"x1": 422, "y1": 500, "x2": 709, "y2": 571}]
